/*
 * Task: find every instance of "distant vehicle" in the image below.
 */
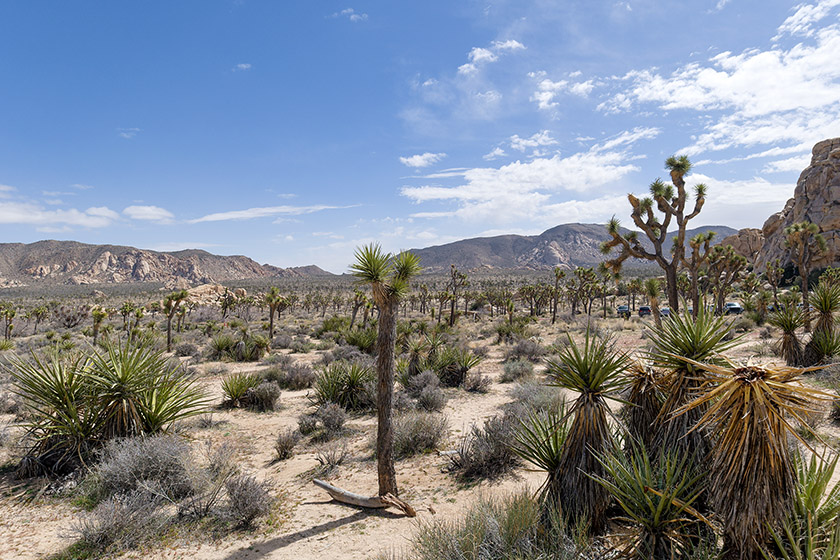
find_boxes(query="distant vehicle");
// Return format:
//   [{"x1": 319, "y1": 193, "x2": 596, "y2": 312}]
[
  {"x1": 768, "y1": 304, "x2": 786, "y2": 312},
  {"x1": 660, "y1": 307, "x2": 671, "y2": 318},
  {"x1": 617, "y1": 305, "x2": 631, "y2": 319},
  {"x1": 639, "y1": 305, "x2": 652, "y2": 317},
  {"x1": 724, "y1": 302, "x2": 743, "y2": 315}
]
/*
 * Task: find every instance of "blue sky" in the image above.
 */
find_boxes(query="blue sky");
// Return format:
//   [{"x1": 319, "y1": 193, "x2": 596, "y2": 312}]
[{"x1": 1, "y1": 1, "x2": 838, "y2": 273}]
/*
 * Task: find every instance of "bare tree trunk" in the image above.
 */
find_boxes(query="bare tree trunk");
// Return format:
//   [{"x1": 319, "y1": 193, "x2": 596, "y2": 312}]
[
  {"x1": 376, "y1": 300, "x2": 398, "y2": 496},
  {"x1": 665, "y1": 265, "x2": 679, "y2": 312}
]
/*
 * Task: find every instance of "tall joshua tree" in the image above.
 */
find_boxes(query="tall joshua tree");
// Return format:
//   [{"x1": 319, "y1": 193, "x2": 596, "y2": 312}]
[
  {"x1": 784, "y1": 221, "x2": 827, "y2": 332},
  {"x1": 644, "y1": 278, "x2": 663, "y2": 329},
  {"x1": 263, "y1": 287, "x2": 287, "y2": 338},
  {"x1": 602, "y1": 155, "x2": 707, "y2": 313},
  {"x1": 551, "y1": 266, "x2": 566, "y2": 324},
  {"x1": 350, "y1": 244, "x2": 421, "y2": 497},
  {"x1": 682, "y1": 231, "x2": 715, "y2": 318},
  {"x1": 163, "y1": 290, "x2": 188, "y2": 353}
]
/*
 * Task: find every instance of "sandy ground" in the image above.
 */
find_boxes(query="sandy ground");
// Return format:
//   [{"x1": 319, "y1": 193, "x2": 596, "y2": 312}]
[{"x1": 0, "y1": 315, "x2": 838, "y2": 560}]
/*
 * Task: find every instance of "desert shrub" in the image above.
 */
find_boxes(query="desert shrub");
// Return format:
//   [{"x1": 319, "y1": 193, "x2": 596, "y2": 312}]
[
  {"x1": 92, "y1": 435, "x2": 193, "y2": 503},
  {"x1": 247, "y1": 381, "x2": 281, "y2": 412},
  {"x1": 501, "y1": 359, "x2": 534, "y2": 383},
  {"x1": 495, "y1": 316, "x2": 533, "y2": 344},
  {"x1": 289, "y1": 338, "x2": 314, "y2": 354},
  {"x1": 177, "y1": 443, "x2": 239, "y2": 518},
  {"x1": 311, "y1": 360, "x2": 375, "y2": 411},
  {"x1": 204, "y1": 362, "x2": 229, "y2": 376},
  {"x1": 174, "y1": 343, "x2": 199, "y2": 358},
  {"x1": 505, "y1": 338, "x2": 547, "y2": 362},
  {"x1": 320, "y1": 343, "x2": 371, "y2": 367},
  {"x1": 506, "y1": 382, "x2": 564, "y2": 418},
  {"x1": 297, "y1": 414, "x2": 319, "y2": 435},
  {"x1": 271, "y1": 333, "x2": 293, "y2": 349},
  {"x1": 274, "y1": 428, "x2": 300, "y2": 461},
  {"x1": 262, "y1": 353, "x2": 293, "y2": 367},
  {"x1": 462, "y1": 371, "x2": 491, "y2": 393},
  {"x1": 344, "y1": 327, "x2": 378, "y2": 353},
  {"x1": 434, "y1": 346, "x2": 482, "y2": 388},
  {"x1": 208, "y1": 334, "x2": 237, "y2": 360},
  {"x1": 392, "y1": 412, "x2": 448, "y2": 458},
  {"x1": 263, "y1": 362, "x2": 315, "y2": 390},
  {"x1": 315, "y1": 316, "x2": 351, "y2": 337},
  {"x1": 316, "y1": 403, "x2": 347, "y2": 437},
  {"x1": 393, "y1": 390, "x2": 413, "y2": 411},
  {"x1": 472, "y1": 344, "x2": 490, "y2": 358},
  {"x1": 384, "y1": 492, "x2": 593, "y2": 560},
  {"x1": 731, "y1": 316, "x2": 756, "y2": 333},
  {"x1": 450, "y1": 415, "x2": 519, "y2": 481},
  {"x1": 71, "y1": 491, "x2": 167, "y2": 551},
  {"x1": 417, "y1": 386, "x2": 447, "y2": 412},
  {"x1": 224, "y1": 474, "x2": 273, "y2": 527},
  {"x1": 406, "y1": 369, "x2": 440, "y2": 397},
  {"x1": 0, "y1": 339, "x2": 14, "y2": 351},
  {"x1": 316, "y1": 443, "x2": 347, "y2": 475},
  {"x1": 759, "y1": 327, "x2": 773, "y2": 339},
  {"x1": 221, "y1": 372, "x2": 261, "y2": 407}
]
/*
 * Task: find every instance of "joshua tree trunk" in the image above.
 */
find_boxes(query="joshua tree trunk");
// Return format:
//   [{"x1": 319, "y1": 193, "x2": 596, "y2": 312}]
[{"x1": 375, "y1": 301, "x2": 398, "y2": 495}]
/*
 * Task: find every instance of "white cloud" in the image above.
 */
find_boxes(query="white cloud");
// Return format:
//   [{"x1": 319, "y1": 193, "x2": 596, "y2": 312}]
[
  {"x1": 123, "y1": 205, "x2": 175, "y2": 224},
  {"x1": 401, "y1": 129, "x2": 660, "y2": 227},
  {"x1": 529, "y1": 73, "x2": 595, "y2": 109},
  {"x1": 0, "y1": 202, "x2": 118, "y2": 228},
  {"x1": 483, "y1": 147, "x2": 507, "y2": 161},
  {"x1": 234, "y1": 63, "x2": 252, "y2": 71},
  {"x1": 72, "y1": 183, "x2": 94, "y2": 190},
  {"x1": 147, "y1": 242, "x2": 223, "y2": 252},
  {"x1": 762, "y1": 154, "x2": 812, "y2": 173},
  {"x1": 598, "y1": 23, "x2": 840, "y2": 157},
  {"x1": 399, "y1": 152, "x2": 447, "y2": 168},
  {"x1": 332, "y1": 8, "x2": 368, "y2": 22},
  {"x1": 510, "y1": 130, "x2": 558, "y2": 152},
  {"x1": 688, "y1": 173, "x2": 795, "y2": 228},
  {"x1": 117, "y1": 128, "x2": 140, "y2": 139},
  {"x1": 492, "y1": 39, "x2": 526, "y2": 51},
  {"x1": 189, "y1": 204, "x2": 354, "y2": 223},
  {"x1": 775, "y1": 0, "x2": 840, "y2": 38}
]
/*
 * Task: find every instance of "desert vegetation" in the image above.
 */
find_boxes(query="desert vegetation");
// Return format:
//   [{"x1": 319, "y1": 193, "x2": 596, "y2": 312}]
[{"x1": 1, "y1": 179, "x2": 840, "y2": 559}]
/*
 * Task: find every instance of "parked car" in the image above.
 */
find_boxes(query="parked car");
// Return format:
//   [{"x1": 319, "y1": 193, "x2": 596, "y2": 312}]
[
  {"x1": 659, "y1": 307, "x2": 671, "y2": 318},
  {"x1": 724, "y1": 302, "x2": 743, "y2": 315},
  {"x1": 639, "y1": 305, "x2": 652, "y2": 317},
  {"x1": 617, "y1": 305, "x2": 631, "y2": 319}
]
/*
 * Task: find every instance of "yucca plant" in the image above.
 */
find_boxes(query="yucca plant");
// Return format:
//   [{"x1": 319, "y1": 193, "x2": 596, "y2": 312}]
[
  {"x1": 512, "y1": 404, "x2": 568, "y2": 504},
  {"x1": 544, "y1": 331, "x2": 629, "y2": 533},
  {"x1": 769, "y1": 306, "x2": 806, "y2": 366},
  {"x1": 676, "y1": 357, "x2": 832, "y2": 559},
  {"x1": 88, "y1": 340, "x2": 163, "y2": 438},
  {"x1": 621, "y1": 360, "x2": 665, "y2": 453},
  {"x1": 311, "y1": 360, "x2": 374, "y2": 411},
  {"x1": 344, "y1": 327, "x2": 377, "y2": 354},
  {"x1": 9, "y1": 350, "x2": 99, "y2": 475},
  {"x1": 435, "y1": 346, "x2": 482, "y2": 387},
  {"x1": 136, "y1": 365, "x2": 209, "y2": 433},
  {"x1": 591, "y1": 440, "x2": 709, "y2": 560},
  {"x1": 646, "y1": 305, "x2": 737, "y2": 461},
  {"x1": 808, "y1": 329, "x2": 840, "y2": 365},
  {"x1": 763, "y1": 452, "x2": 840, "y2": 560},
  {"x1": 221, "y1": 372, "x2": 261, "y2": 407},
  {"x1": 208, "y1": 334, "x2": 236, "y2": 361}
]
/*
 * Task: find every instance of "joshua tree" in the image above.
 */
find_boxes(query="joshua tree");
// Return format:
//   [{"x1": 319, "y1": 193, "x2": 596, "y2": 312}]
[
  {"x1": 28, "y1": 305, "x2": 48, "y2": 335},
  {"x1": 764, "y1": 258, "x2": 784, "y2": 308},
  {"x1": 551, "y1": 267, "x2": 567, "y2": 324},
  {"x1": 678, "y1": 358, "x2": 830, "y2": 559},
  {"x1": 602, "y1": 155, "x2": 707, "y2": 313},
  {"x1": 119, "y1": 301, "x2": 135, "y2": 332},
  {"x1": 262, "y1": 287, "x2": 287, "y2": 338},
  {"x1": 163, "y1": 290, "x2": 188, "y2": 352},
  {"x1": 706, "y1": 245, "x2": 746, "y2": 315},
  {"x1": 91, "y1": 307, "x2": 107, "y2": 345},
  {"x1": 447, "y1": 264, "x2": 468, "y2": 327},
  {"x1": 350, "y1": 244, "x2": 421, "y2": 497},
  {"x1": 682, "y1": 231, "x2": 715, "y2": 318},
  {"x1": 348, "y1": 289, "x2": 367, "y2": 329},
  {"x1": 628, "y1": 277, "x2": 643, "y2": 311},
  {"x1": 784, "y1": 221, "x2": 827, "y2": 332},
  {"x1": 644, "y1": 278, "x2": 662, "y2": 329},
  {"x1": 543, "y1": 332, "x2": 629, "y2": 533}
]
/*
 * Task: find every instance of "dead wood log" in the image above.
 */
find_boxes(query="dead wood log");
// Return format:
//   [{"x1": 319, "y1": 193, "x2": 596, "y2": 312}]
[{"x1": 313, "y1": 479, "x2": 416, "y2": 517}]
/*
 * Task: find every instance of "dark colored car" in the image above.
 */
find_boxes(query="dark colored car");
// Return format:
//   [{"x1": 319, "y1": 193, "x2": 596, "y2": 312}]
[
  {"x1": 617, "y1": 305, "x2": 631, "y2": 319},
  {"x1": 724, "y1": 302, "x2": 743, "y2": 315},
  {"x1": 639, "y1": 305, "x2": 652, "y2": 317},
  {"x1": 659, "y1": 307, "x2": 671, "y2": 318}
]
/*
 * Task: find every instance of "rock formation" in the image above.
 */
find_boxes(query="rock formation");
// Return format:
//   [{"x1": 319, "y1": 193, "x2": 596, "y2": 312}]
[
  {"x1": 756, "y1": 138, "x2": 840, "y2": 272},
  {"x1": 720, "y1": 228, "x2": 764, "y2": 265}
]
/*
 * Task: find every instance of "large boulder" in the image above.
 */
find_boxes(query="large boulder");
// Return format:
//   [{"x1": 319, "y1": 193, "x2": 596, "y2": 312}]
[
  {"x1": 756, "y1": 138, "x2": 840, "y2": 272},
  {"x1": 719, "y1": 228, "x2": 764, "y2": 265}
]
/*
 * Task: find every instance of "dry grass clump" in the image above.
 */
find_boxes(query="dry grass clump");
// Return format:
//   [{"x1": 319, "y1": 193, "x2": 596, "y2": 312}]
[{"x1": 392, "y1": 412, "x2": 448, "y2": 458}]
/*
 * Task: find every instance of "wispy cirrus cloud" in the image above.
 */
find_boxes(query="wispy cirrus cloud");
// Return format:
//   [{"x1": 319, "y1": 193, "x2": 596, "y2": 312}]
[
  {"x1": 189, "y1": 204, "x2": 356, "y2": 223},
  {"x1": 123, "y1": 205, "x2": 175, "y2": 224},
  {"x1": 233, "y1": 63, "x2": 252, "y2": 71},
  {"x1": 117, "y1": 128, "x2": 141, "y2": 139},
  {"x1": 399, "y1": 152, "x2": 447, "y2": 168}
]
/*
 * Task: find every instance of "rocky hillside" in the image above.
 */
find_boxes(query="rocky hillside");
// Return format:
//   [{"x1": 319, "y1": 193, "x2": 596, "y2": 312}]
[
  {"x1": 753, "y1": 137, "x2": 840, "y2": 271},
  {"x1": 411, "y1": 223, "x2": 736, "y2": 272},
  {"x1": 0, "y1": 240, "x2": 330, "y2": 287}
]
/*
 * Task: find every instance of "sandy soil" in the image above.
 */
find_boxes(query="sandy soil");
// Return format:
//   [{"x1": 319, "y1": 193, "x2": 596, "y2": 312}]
[{"x1": 1, "y1": 315, "x2": 838, "y2": 560}]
